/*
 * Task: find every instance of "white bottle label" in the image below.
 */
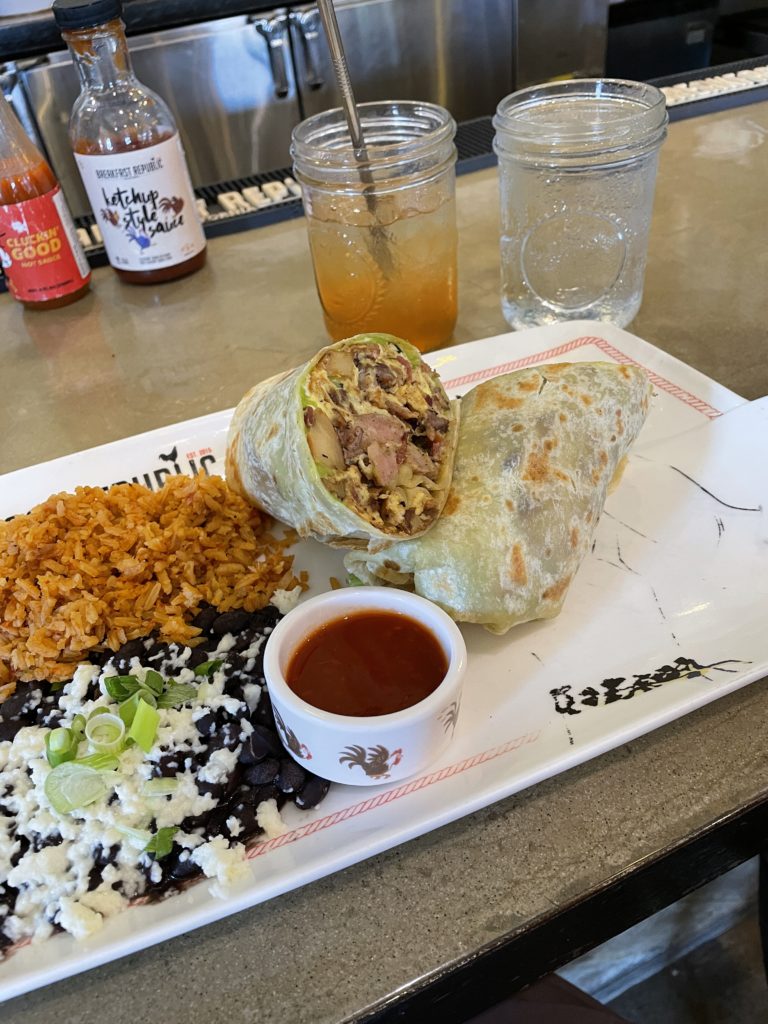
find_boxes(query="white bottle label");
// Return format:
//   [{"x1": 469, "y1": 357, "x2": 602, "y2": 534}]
[{"x1": 74, "y1": 134, "x2": 205, "y2": 272}]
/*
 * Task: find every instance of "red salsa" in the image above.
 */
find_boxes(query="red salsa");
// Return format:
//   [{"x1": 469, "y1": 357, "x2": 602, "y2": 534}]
[{"x1": 286, "y1": 611, "x2": 448, "y2": 717}]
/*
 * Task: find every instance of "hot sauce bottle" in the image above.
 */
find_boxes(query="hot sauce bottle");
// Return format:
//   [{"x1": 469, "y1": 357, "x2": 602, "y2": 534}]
[
  {"x1": 52, "y1": 0, "x2": 206, "y2": 285},
  {"x1": 0, "y1": 94, "x2": 91, "y2": 310}
]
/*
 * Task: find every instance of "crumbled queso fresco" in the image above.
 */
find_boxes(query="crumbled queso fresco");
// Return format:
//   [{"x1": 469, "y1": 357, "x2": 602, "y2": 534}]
[{"x1": 0, "y1": 604, "x2": 330, "y2": 952}]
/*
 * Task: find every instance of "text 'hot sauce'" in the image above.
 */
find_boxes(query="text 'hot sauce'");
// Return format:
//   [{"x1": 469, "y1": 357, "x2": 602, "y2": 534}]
[{"x1": 286, "y1": 611, "x2": 448, "y2": 717}]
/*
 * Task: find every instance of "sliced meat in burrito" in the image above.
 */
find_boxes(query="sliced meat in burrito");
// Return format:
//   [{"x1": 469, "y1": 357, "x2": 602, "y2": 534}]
[
  {"x1": 344, "y1": 361, "x2": 652, "y2": 632},
  {"x1": 226, "y1": 334, "x2": 459, "y2": 549}
]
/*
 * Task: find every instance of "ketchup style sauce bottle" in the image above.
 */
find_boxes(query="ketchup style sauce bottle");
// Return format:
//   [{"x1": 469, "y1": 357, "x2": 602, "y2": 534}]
[
  {"x1": 52, "y1": 0, "x2": 206, "y2": 285},
  {"x1": 0, "y1": 93, "x2": 91, "y2": 310}
]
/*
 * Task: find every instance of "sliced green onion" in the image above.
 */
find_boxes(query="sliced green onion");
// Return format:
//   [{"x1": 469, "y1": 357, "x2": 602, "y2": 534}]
[
  {"x1": 194, "y1": 659, "x2": 223, "y2": 677},
  {"x1": 118, "y1": 692, "x2": 141, "y2": 728},
  {"x1": 142, "y1": 669, "x2": 165, "y2": 696},
  {"x1": 142, "y1": 777, "x2": 179, "y2": 797},
  {"x1": 45, "y1": 727, "x2": 79, "y2": 768},
  {"x1": 118, "y1": 689, "x2": 157, "y2": 728},
  {"x1": 115, "y1": 824, "x2": 152, "y2": 849},
  {"x1": 156, "y1": 684, "x2": 197, "y2": 709},
  {"x1": 44, "y1": 762, "x2": 112, "y2": 814},
  {"x1": 70, "y1": 714, "x2": 87, "y2": 735},
  {"x1": 75, "y1": 752, "x2": 120, "y2": 772},
  {"x1": 87, "y1": 707, "x2": 110, "y2": 720},
  {"x1": 128, "y1": 698, "x2": 160, "y2": 753},
  {"x1": 104, "y1": 674, "x2": 140, "y2": 701},
  {"x1": 144, "y1": 826, "x2": 177, "y2": 859},
  {"x1": 84, "y1": 712, "x2": 125, "y2": 754}
]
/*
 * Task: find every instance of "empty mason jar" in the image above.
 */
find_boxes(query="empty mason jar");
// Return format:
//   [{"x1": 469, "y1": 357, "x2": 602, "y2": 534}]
[
  {"x1": 493, "y1": 79, "x2": 668, "y2": 330},
  {"x1": 291, "y1": 101, "x2": 457, "y2": 353}
]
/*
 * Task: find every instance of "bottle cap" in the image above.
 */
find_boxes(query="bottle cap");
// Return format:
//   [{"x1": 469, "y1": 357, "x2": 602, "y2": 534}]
[{"x1": 52, "y1": 0, "x2": 123, "y2": 31}]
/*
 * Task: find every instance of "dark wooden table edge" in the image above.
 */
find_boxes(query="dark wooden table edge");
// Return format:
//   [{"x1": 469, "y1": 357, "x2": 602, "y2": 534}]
[{"x1": 348, "y1": 789, "x2": 768, "y2": 1023}]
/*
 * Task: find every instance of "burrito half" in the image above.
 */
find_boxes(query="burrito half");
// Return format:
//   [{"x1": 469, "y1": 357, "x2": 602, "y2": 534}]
[
  {"x1": 345, "y1": 361, "x2": 652, "y2": 632},
  {"x1": 226, "y1": 334, "x2": 458, "y2": 548}
]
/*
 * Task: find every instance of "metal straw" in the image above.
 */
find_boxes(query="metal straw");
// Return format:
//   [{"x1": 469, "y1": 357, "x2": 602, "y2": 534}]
[{"x1": 316, "y1": 0, "x2": 393, "y2": 272}]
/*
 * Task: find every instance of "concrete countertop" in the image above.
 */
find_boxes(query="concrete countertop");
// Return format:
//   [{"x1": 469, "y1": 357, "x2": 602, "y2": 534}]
[{"x1": 2, "y1": 100, "x2": 768, "y2": 1023}]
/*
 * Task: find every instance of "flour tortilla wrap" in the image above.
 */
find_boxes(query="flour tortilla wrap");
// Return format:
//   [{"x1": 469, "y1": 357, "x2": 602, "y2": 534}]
[
  {"x1": 344, "y1": 362, "x2": 652, "y2": 632},
  {"x1": 226, "y1": 334, "x2": 458, "y2": 549}
]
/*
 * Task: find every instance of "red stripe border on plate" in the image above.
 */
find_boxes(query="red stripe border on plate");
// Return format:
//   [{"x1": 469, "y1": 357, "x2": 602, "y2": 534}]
[
  {"x1": 248, "y1": 729, "x2": 542, "y2": 860},
  {"x1": 442, "y1": 336, "x2": 722, "y2": 420}
]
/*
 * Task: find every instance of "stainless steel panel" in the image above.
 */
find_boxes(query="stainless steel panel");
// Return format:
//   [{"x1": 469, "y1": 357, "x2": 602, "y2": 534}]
[
  {"x1": 20, "y1": 14, "x2": 301, "y2": 218},
  {"x1": 516, "y1": 0, "x2": 609, "y2": 88},
  {"x1": 290, "y1": 0, "x2": 515, "y2": 123}
]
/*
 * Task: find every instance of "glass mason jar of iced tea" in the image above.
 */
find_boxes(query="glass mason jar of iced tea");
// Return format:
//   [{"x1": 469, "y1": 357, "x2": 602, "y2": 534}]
[{"x1": 291, "y1": 102, "x2": 457, "y2": 353}]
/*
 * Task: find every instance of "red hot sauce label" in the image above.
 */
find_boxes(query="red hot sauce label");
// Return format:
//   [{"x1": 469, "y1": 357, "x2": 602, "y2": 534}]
[{"x1": 0, "y1": 187, "x2": 91, "y2": 303}]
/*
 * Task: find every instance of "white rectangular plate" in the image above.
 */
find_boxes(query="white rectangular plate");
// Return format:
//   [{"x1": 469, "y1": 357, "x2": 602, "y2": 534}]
[{"x1": 2, "y1": 321, "x2": 766, "y2": 1002}]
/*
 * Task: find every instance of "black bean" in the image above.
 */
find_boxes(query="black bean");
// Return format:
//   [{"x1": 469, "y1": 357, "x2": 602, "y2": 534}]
[
  {"x1": 93, "y1": 844, "x2": 120, "y2": 869},
  {"x1": 294, "y1": 775, "x2": 331, "y2": 810},
  {"x1": 0, "y1": 719, "x2": 19, "y2": 744},
  {"x1": 33, "y1": 691, "x2": 62, "y2": 727},
  {"x1": 10, "y1": 835, "x2": 30, "y2": 868},
  {"x1": 31, "y1": 831, "x2": 61, "y2": 852},
  {"x1": 249, "y1": 606, "x2": 281, "y2": 631},
  {"x1": 0, "y1": 683, "x2": 43, "y2": 740},
  {"x1": 204, "y1": 722, "x2": 241, "y2": 752},
  {"x1": 245, "y1": 783, "x2": 281, "y2": 807},
  {"x1": 145, "y1": 642, "x2": 173, "y2": 664},
  {"x1": 180, "y1": 814, "x2": 207, "y2": 832},
  {"x1": 221, "y1": 672, "x2": 248, "y2": 703},
  {"x1": 243, "y1": 758, "x2": 280, "y2": 786},
  {"x1": 239, "y1": 724, "x2": 283, "y2": 764},
  {"x1": 140, "y1": 863, "x2": 169, "y2": 893},
  {"x1": 86, "y1": 648, "x2": 112, "y2": 668},
  {"x1": 250, "y1": 691, "x2": 274, "y2": 728},
  {"x1": 112, "y1": 637, "x2": 147, "y2": 668},
  {"x1": 232, "y1": 630, "x2": 258, "y2": 653},
  {"x1": 276, "y1": 759, "x2": 307, "y2": 794},
  {"x1": 225, "y1": 801, "x2": 260, "y2": 838},
  {"x1": 196, "y1": 779, "x2": 227, "y2": 801},
  {"x1": 195, "y1": 712, "x2": 216, "y2": 738},
  {"x1": 191, "y1": 604, "x2": 218, "y2": 634},
  {"x1": 185, "y1": 646, "x2": 212, "y2": 670},
  {"x1": 152, "y1": 754, "x2": 182, "y2": 778},
  {"x1": 211, "y1": 610, "x2": 251, "y2": 637},
  {"x1": 167, "y1": 849, "x2": 202, "y2": 881},
  {"x1": 202, "y1": 806, "x2": 233, "y2": 838}
]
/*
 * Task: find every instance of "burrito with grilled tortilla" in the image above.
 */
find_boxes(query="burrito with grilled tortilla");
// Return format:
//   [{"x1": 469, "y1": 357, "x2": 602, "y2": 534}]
[
  {"x1": 344, "y1": 361, "x2": 652, "y2": 632},
  {"x1": 226, "y1": 334, "x2": 458, "y2": 548}
]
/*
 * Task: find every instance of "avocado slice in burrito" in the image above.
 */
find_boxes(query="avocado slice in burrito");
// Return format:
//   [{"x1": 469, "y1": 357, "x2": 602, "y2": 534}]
[
  {"x1": 344, "y1": 362, "x2": 652, "y2": 632},
  {"x1": 226, "y1": 334, "x2": 458, "y2": 548}
]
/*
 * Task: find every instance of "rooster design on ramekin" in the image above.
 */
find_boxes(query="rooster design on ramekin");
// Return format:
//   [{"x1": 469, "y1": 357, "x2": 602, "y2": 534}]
[
  {"x1": 339, "y1": 745, "x2": 403, "y2": 779},
  {"x1": 273, "y1": 706, "x2": 312, "y2": 760}
]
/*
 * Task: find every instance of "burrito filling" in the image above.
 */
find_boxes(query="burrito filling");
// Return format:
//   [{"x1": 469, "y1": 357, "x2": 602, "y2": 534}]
[{"x1": 302, "y1": 341, "x2": 452, "y2": 535}]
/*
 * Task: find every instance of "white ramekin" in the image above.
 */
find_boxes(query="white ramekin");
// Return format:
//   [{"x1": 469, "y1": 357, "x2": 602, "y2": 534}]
[{"x1": 263, "y1": 587, "x2": 467, "y2": 786}]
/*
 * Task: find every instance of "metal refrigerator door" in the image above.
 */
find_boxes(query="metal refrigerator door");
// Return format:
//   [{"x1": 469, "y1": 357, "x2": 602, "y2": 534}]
[
  {"x1": 289, "y1": 0, "x2": 515, "y2": 124},
  {"x1": 19, "y1": 13, "x2": 301, "y2": 219}
]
